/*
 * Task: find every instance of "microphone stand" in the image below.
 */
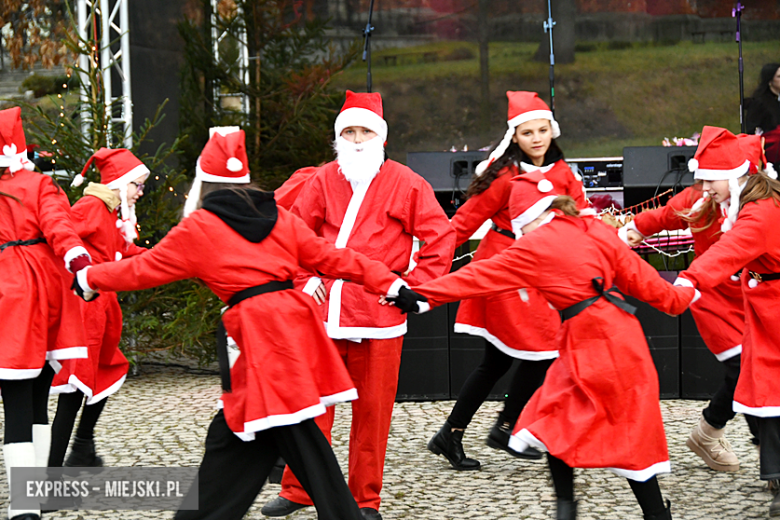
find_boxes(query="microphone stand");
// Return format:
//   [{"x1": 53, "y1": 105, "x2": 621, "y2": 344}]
[
  {"x1": 362, "y1": 0, "x2": 376, "y2": 93},
  {"x1": 543, "y1": 0, "x2": 556, "y2": 116},
  {"x1": 733, "y1": 2, "x2": 745, "y2": 133}
]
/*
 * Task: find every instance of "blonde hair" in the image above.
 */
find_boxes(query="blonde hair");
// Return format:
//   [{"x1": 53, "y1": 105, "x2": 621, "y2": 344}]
[
  {"x1": 739, "y1": 171, "x2": 780, "y2": 211},
  {"x1": 675, "y1": 182, "x2": 719, "y2": 233}
]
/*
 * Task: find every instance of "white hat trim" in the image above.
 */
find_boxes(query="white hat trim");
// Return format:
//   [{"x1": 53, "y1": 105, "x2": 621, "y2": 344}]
[
  {"x1": 334, "y1": 107, "x2": 388, "y2": 143},
  {"x1": 511, "y1": 194, "x2": 557, "y2": 236},
  {"x1": 693, "y1": 160, "x2": 750, "y2": 181},
  {"x1": 0, "y1": 146, "x2": 34, "y2": 173},
  {"x1": 105, "y1": 163, "x2": 150, "y2": 190},
  {"x1": 182, "y1": 158, "x2": 251, "y2": 218},
  {"x1": 507, "y1": 110, "x2": 561, "y2": 139}
]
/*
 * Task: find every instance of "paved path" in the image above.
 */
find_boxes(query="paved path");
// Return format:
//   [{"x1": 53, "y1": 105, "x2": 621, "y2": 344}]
[{"x1": 0, "y1": 366, "x2": 773, "y2": 519}]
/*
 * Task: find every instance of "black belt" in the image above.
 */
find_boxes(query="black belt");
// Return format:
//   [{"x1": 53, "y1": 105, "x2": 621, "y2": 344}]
[
  {"x1": 0, "y1": 237, "x2": 46, "y2": 252},
  {"x1": 216, "y1": 280, "x2": 294, "y2": 392},
  {"x1": 748, "y1": 271, "x2": 780, "y2": 283},
  {"x1": 490, "y1": 222, "x2": 515, "y2": 239},
  {"x1": 560, "y1": 277, "x2": 637, "y2": 322}
]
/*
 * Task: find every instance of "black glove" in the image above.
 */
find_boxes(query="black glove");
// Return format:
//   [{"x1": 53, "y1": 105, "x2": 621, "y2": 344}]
[
  {"x1": 71, "y1": 273, "x2": 99, "y2": 302},
  {"x1": 387, "y1": 286, "x2": 428, "y2": 314}
]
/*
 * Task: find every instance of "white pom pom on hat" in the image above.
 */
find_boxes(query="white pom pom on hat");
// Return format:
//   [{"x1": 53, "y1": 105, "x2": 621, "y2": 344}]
[
  {"x1": 227, "y1": 157, "x2": 243, "y2": 172},
  {"x1": 537, "y1": 179, "x2": 554, "y2": 193},
  {"x1": 688, "y1": 158, "x2": 699, "y2": 172},
  {"x1": 71, "y1": 173, "x2": 85, "y2": 187}
]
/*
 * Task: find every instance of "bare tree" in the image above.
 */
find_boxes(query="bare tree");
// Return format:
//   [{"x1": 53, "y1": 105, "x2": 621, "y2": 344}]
[{"x1": 0, "y1": 0, "x2": 74, "y2": 69}]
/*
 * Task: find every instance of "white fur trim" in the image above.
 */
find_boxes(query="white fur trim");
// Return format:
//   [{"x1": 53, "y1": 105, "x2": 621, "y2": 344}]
[
  {"x1": 4, "y1": 442, "x2": 39, "y2": 517},
  {"x1": 77, "y1": 266, "x2": 94, "y2": 292},
  {"x1": 520, "y1": 162, "x2": 556, "y2": 174},
  {"x1": 416, "y1": 301, "x2": 431, "y2": 314},
  {"x1": 0, "y1": 367, "x2": 43, "y2": 380},
  {"x1": 714, "y1": 344, "x2": 742, "y2": 362},
  {"x1": 46, "y1": 347, "x2": 88, "y2": 360},
  {"x1": 617, "y1": 220, "x2": 643, "y2": 246},
  {"x1": 507, "y1": 109, "x2": 561, "y2": 138},
  {"x1": 64, "y1": 246, "x2": 90, "y2": 272},
  {"x1": 195, "y1": 160, "x2": 250, "y2": 184},
  {"x1": 386, "y1": 278, "x2": 408, "y2": 298},
  {"x1": 320, "y1": 388, "x2": 358, "y2": 407},
  {"x1": 721, "y1": 176, "x2": 747, "y2": 233},
  {"x1": 0, "y1": 145, "x2": 31, "y2": 174},
  {"x1": 32, "y1": 423, "x2": 51, "y2": 468},
  {"x1": 302, "y1": 277, "x2": 323, "y2": 296},
  {"x1": 688, "y1": 158, "x2": 699, "y2": 172},
  {"x1": 105, "y1": 163, "x2": 150, "y2": 190},
  {"x1": 766, "y1": 162, "x2": 778, "y2": 179},
  {"x1": 511, "y1": 195, "x2": 557, "y2": 235},
  {"x1": 453, "y1": 324, "x2": 559, "y2": 360},
  {"x1": 673, "y1": 276, "x2": 694, "y2": 288},
  {"x1": 226, "y1": 157, "x2": 243, "y2": 172},
  {"x1": 71, "y1": 173, "x2": 85, "y2": 187},
  {"x1": 692, "y1": 288, "x2": 701, "y2": 304},
  {"x1": 334, "y1": 107, "x2": 388, "y2": 143},
  {"x1": 324, "y1": 320, "x2": 407, "y2": 341},
  {"x1": 537, "y1": 179, "x2": 553, "y2": 193},
  {"x1": 209, "y1": 126, "x2": 240, "y2": 137},
  {"x1": 693, "y1": 160, "x2": 750, "y2": 181},
  {"x1": 733, "y1": 401, "x2": 780, "y2": 418}
]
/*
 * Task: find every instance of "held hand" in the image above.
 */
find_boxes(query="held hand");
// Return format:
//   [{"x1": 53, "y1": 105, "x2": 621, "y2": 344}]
[
  {"x1": 71, "y1": 267, "x2": 99, "y2": 302},
  {"x1": 312, "y1": 282, "x2": 327, "y2": 305},
  {"x1": 626, "y1": 229, "x2": 644, "y2": 247},
  {"x1": 386, "y1": 286, "x2": 428, "y2": 314},
  {"x1": 68, "y1": 254, "x2": 91, "y2": 273}
]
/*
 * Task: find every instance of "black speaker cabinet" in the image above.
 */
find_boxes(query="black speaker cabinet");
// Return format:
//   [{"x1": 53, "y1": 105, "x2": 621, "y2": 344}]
[
  {"x1": 396, "y1": 303, "x2": 451, "y2": 401},
  {"x1": 622, "y1": 146, "x2": 697, "y2": 208},
  {"x1": 406, "y1": 151, "x2": 487, "y2": 192},
  {"x1": 680, "y1": 309, "x2": 724, "y2": 399}
]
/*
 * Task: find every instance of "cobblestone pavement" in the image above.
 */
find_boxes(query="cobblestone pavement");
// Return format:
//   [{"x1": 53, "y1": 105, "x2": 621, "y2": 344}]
[{"x1": 0, "y1": 365, "x2": 774, "y2": 519}]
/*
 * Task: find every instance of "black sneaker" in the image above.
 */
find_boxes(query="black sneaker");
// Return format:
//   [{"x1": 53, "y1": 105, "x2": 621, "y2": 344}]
[
  {"x1": 360, "y1": 507, "x2": 383, "y2": 520},
  {"x1": 260, "y1": 496, "x2": 309, "y2": 517}
]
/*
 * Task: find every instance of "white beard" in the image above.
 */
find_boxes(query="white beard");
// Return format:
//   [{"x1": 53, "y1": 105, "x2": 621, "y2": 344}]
[{"x1": 334, "y1": 136, "x2": 385, "y2": 184}]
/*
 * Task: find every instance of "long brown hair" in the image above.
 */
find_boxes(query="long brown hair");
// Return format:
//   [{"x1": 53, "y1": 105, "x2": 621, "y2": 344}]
[
  {"x1": 549, "y1": 195, "x2": 578, "y2": 217},
  {"x1": 676, "y1": 182, "x2": 719, "y2": 233},
  {"x1": 739, "y1": 171, "x2": 780, "y2": 211}
]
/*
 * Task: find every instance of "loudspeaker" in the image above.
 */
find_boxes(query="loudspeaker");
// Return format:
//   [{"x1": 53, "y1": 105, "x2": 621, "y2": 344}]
[
  {"x1": 396, "y1": 303, "x2": 451, "y2": 401},
  {"x1": 622, "y1": 146, "x2": 697, "y2": 208},
  {"x1": 406, "y1": 151, "x2": 487, "y2": 192}
]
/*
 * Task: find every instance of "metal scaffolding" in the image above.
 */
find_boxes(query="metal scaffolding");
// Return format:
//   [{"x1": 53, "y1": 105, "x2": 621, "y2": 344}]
[
  {"x1": 77, "y1": 0, "x2": 133, "y2": 147},
  {"x1": 210, "y1": 0, "x2": 250, "y2": 118}
]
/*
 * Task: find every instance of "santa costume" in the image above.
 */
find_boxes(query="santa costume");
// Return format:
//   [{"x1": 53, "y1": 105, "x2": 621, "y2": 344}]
[
  {"x1": 0, "y1": 106, "x2": 91, "y2": 520},
  {"x1": 428, "y1": 92, "x2": 565, "y2": 472},
  {"x1": 406, "y1": 172, "x2": 696, "y2": 520},
  {"x1": 48, "y1": 148, "x2": 150, "y2": 468},
  {"x1": 265, "y1": 90, "x2": 455, "y2": 519},
  {"x1": 75, "y1": 127, "x2": 406, "y2": 520},
  {"x1": 676, "y1": 127, "x2": 780, "y2": 517}
]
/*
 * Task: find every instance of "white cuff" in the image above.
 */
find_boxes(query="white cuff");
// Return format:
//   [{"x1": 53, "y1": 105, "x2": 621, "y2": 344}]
[
  {"x1": 416, "y1": 301, "x2": 431, "y2": 314},
  {"x1": 386, "y1": 278, "x2": 409, "y2": 298},
  {"x1": 302, "y1": 277, "x2": 322, "y2": 296},
  {"x1": 64, "y1": 246, "x2": 90, "y2": 272},
  {"x1": 673, "y1": 276, "x2": 694, "y2": 288},
  {"x1": 617, "y1": 220, "x2": 645, "y2": 246},
  {"x1": 692, "y1": 289, "x2": 701, "y2": 304},
  {"x1": 77, "y1": 266, "x2": 94, "y2": 292}
]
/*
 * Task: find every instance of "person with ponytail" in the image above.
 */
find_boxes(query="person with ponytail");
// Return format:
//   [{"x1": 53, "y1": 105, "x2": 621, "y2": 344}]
[
  {"x1": 426, "y1": 91, "x2": 567, "y2": 471},
  {"x1": 675, "y1": 132, "x2": 780, "y2": 519},
  {"x1": 47, "y1": 149, "x2": 150, "y2": 470},
  {"x1": 73, "y1": 127, "x2": 408, "y2": 520},
  {"x1": 389, "y1": 171, "x2": 697, "y2": 520},
  {"x1": 619, "y1": 129, "x2": 774, "y2": 474},
  {"x1": 0, "y1": 106, "x2": 93, "y2": 520}
]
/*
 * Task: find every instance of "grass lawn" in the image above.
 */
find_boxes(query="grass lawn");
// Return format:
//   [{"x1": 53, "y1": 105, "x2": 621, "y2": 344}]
[{"x1": 332, "y1": 40, "x2": 779, "y2": 159}]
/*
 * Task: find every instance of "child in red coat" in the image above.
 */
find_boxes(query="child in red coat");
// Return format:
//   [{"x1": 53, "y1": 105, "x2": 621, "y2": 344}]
[{"x1": 48, "y1": 148, "x2": 150, "y2": 468}]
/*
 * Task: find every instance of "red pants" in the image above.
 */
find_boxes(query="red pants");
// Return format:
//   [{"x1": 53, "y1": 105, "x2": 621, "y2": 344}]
[{"x1": 280, "y1": 336, "x2": 404, "y2": 510}]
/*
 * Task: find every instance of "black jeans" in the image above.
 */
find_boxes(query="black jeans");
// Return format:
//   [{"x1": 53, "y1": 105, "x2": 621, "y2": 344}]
[
  {"x1": 174, "y1": 411, "x2": 363, "y2": 520},
  {"x1": 448, "y1": 340, "x2": 553, "y2": 429},
  {"x1": 757, "y1": 417, "x2": 780, "y2": 480},
  {"x1": 702, "y1": 354, "x2": 741, "y2": 429}
]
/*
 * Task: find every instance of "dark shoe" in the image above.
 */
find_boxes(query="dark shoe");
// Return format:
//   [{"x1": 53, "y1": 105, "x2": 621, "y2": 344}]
[
  {"x1": 360, "y1": 507, "x2": 383, "y2": 520},
  {"x1": 260, "y1": 496, "x2": 309, "y2": 517},
  {"x1": 645, "y1": 499, "x2": 672, "y2": 520},
  {"x1": 770, "y1": 478, "x2": 780, "y2": 496},
  {"x1": 10, "y1": 515, "x2": 41, "y2": 520},
  {"x1": 556, "y1": 498, "x2": 577, "y2": 520},
  {"x1": 63, "y1": 437, "x2": 103, "y2": 467},
  {"x1": 267, "y1": 457, "x2": 285, "y2": 485},
  {"x1": 771, "y1": 494, "x2": 780, "y2": 518},
  {"x1": 427, "y1": 421, "x2": 480, "y2": 471},
  {"x1": 486, "y1": 418, "x2": 543, "y2": 460}
]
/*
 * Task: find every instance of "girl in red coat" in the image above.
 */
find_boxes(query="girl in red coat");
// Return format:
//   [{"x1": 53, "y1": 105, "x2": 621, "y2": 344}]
[
  {"x1": 48, "y1": 148, "x2": 150, "y2": 468},
  {"x1": 392, "y1": 172, "x2": 697, "y2": 520},
  {"x1": 74, "y1": 128, "x2": 406, "y2": 520},
  {"x1": 428, "y1": 92, "x2": 577, "y2": 471},
  {"x1": 675, "y1": 127, "x2": 780, "y2": 518},
  {"x1": 0, "y1": 107, "x2": 92, "y2": 520}
]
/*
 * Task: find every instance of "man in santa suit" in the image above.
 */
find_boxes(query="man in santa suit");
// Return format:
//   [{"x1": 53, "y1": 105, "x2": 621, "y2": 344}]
[{"x1": 261, "y1": 90, "x2": 456, "y2": 520}]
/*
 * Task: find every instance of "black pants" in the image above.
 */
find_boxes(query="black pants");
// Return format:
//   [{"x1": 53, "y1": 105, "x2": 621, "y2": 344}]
[
  {"x1": 756, "y1": 417, "x2": 780, "y2": 480},
  {"x1": 1, "y1": 364, "x2": 55, "y2": 443},
  {"x1": 174, "y1": 411, "x2": 363, "y2": 520},
  {"x1": 702, "y1": 354, "x2": 760, "y2": 437},
  {"x1": 547, "y1": 453, "x2": 666, "y2": 516},
  {"x1": 49, "y1": 391, "x2": 108, "y2": 467},
  {"x1": 448, "y1": 340, "x2": 553, "y2": 429}
]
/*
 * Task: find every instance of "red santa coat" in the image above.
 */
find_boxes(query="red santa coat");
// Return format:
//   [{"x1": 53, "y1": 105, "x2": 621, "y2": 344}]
[
  {"x1": 86, "y1": 206, "x2": 400, "y2": 439},
  {"x1": 413, "y1": 213, "x2": 695, "y2": 480},
  {"x1": 632, "y1": 186, "x2": 745, "y2": 360},
  {"x1": 290, "y1": 159, "x2": 455, "y2": 339},
  {"x1": 0, "y1": 170, "x2": 88, "y2": 379},
  {"x1": 274, "y1": 166, "x2": 317, "y2": 210},
  {"x1": 680, "y1": 198, "x2": 780, "y2": 417},
  {"x1": 51, "y1": 195, "x2": 146, "y2": 403},
  {"x1": 518, "y1": 159, "x2": 588, "y2": 208},
  {"x1": 451, "y1": 168, "x2": 559, "y2": 359}
]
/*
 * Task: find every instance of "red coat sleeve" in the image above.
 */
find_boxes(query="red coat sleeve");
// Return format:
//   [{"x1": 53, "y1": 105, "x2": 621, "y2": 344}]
[
  {"x1": 395, "y1": 176, "x2": 456, "y2": 286},
  {"x1": 70, "y1": 198, "x2": 103, "y2": 242},
  {"x1": 290, "y1": 173, "x2": 327, "y2": 287},
  {"x1": 275, "y1": 167, "x2": 318, "y2": 211},
  {"x1": 123, "y1": 242, "x2": 148, "y2": 257},
  {"x1": 632, "y1": 187, "x2": 698, "y2": 236},
  {"x1": 37, "y1": 176, "x2": 85, "y2": 260},
  {"x1": 289, "y1": 211, "x2": 400, "y2": 296},
  {"x1": 87, "y1": 217, "x2": 197, "y2": 292},
  {"x1": 450, "y1": 173, "x2": 510, "y2": 246}
]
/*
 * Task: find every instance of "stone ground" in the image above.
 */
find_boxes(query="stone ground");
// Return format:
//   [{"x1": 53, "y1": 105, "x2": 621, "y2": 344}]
[{"x1": 0, "y1": 365, "x2": 775, "y2": 520}]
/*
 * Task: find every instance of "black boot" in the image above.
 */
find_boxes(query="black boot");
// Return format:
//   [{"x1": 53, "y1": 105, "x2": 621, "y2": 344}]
[
  {"x1": 486, "y1": 416, "x2": 543, "y2": 460},
  {"x1": 556, "y1": 498, "x2": 577, "y2": 520},
  {"x1": 427, "y1": 421, "x2": 480, "y2": 471},
  {"x1": 645, "y1": 500, "x2": 672, "y2": 520},
  {"x1": 770, "y1": 494, "x2": 780, "y2": 518},
  {"x1": 267, "y1": 457, "x2": 285, "y2": 484},
  {"x1": 64, "y1": 437, "x2": 103, "y2": 467}
]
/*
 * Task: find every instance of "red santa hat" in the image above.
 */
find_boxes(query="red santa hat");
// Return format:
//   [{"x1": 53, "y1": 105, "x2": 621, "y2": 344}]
[
  {"x1": 509, "y1": 170, "x2": 559, "y2": 237},
  {"x1": 737, "y1": 133, "x2": 777, "y2": 179},
  {"x1": 182, "y1": 127, "x2": 250, "y2": 218},
  {"x1": 476, "y1": 91, "x2": 561, "y2": 176},
  {"x1": 0, "y1": 106, "x2": 35, "y2": 173},
  {"x1": 334, "y1": 90, "x2": 388, "y2": 143}
]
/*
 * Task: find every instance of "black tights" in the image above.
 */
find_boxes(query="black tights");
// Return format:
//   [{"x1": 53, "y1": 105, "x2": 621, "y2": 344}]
[
  {"x1": 49, "y1": 391, "x2": 107, "y2": 467},
  {"x1": 448, "y1": 340, "x2": 554, "y2": 429},
  {"x1": 547, "y1": 453, "x2": 666, "y2": 516},
  {"x1": 1, "y1": 364, "x2": 55, "y2": 444}
]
